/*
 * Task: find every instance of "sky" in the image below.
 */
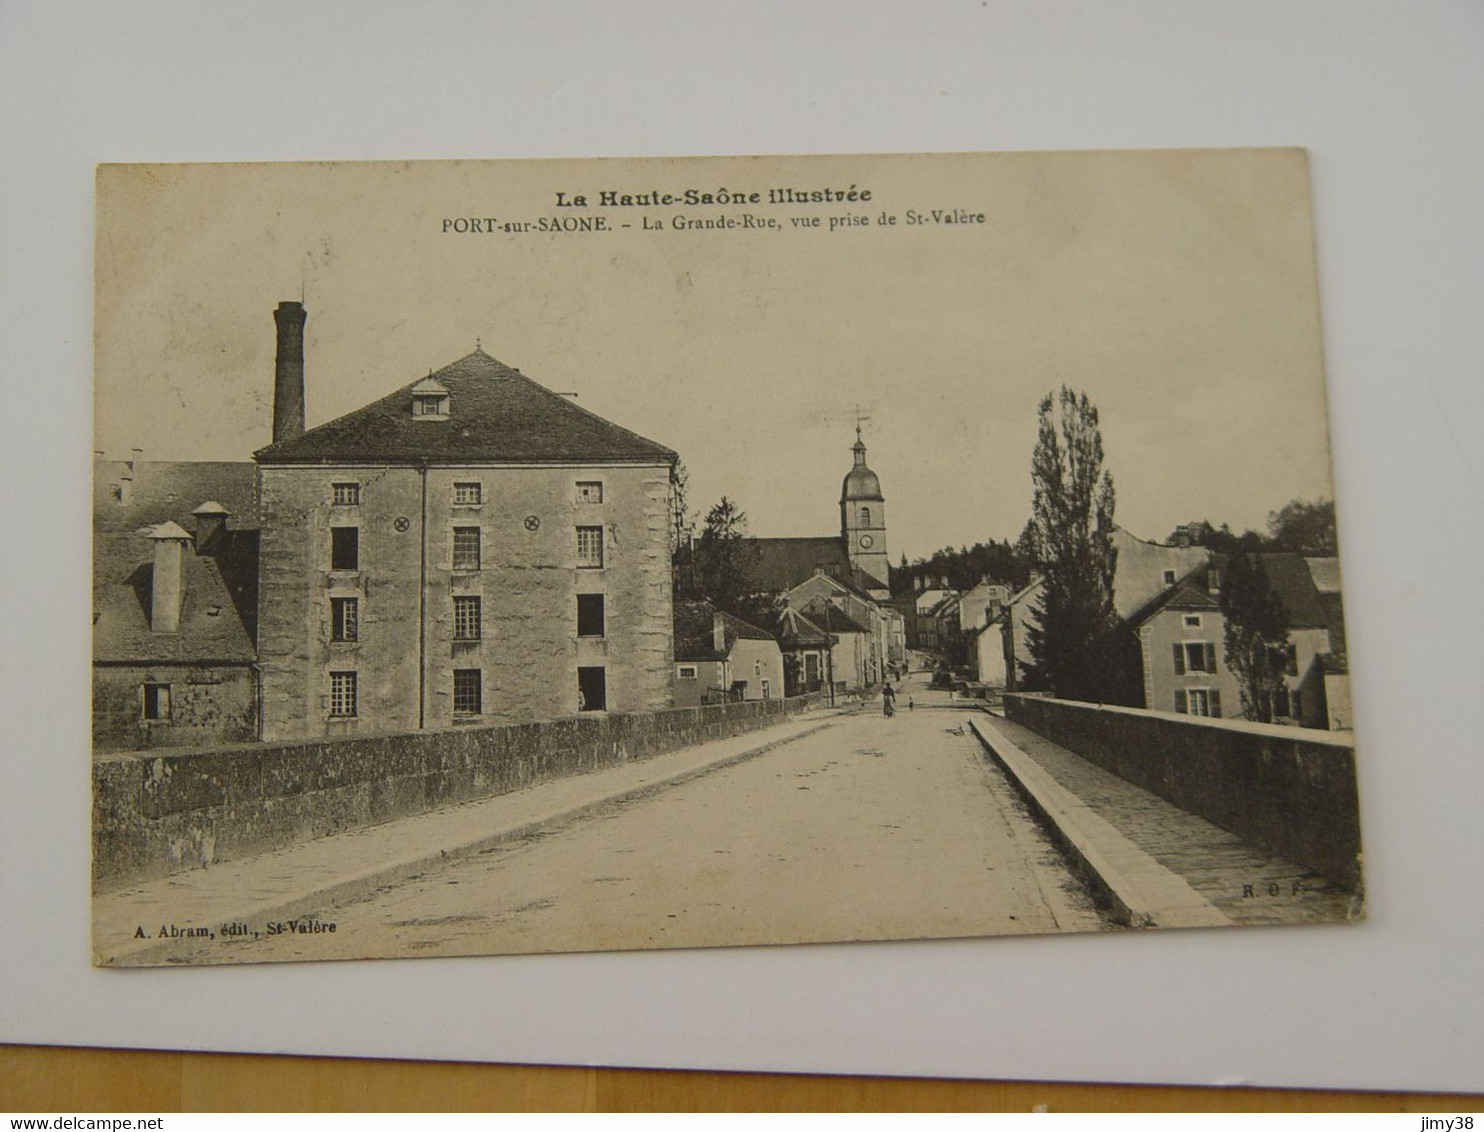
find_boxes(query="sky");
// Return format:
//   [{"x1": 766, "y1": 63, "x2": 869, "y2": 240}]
[{"x1": 94, "y1": 150, "x2": 1335, "y2": 562}]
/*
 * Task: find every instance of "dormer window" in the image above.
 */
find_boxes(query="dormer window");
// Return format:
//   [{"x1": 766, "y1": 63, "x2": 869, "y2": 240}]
[{"x1": 410, "y1": 376, "x2": 451, "y2": 420}]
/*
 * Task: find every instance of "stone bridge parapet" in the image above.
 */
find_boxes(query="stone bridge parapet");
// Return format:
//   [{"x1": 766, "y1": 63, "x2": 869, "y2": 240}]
[
  {"x1": 1003, "y1": 695, "x2": 1362, "y2": 890},
  {"x1": 94, "y1": 696, "x2": 812, "y2": 892}
]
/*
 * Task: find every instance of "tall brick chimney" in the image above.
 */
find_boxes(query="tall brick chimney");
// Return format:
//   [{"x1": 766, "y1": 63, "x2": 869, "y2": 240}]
[
  {"x1": 272, "y1": 300, "x2": 306, "y2": 444},
  {"x1": 147, "y1": 522, "x2": 192, "y2": 633}
]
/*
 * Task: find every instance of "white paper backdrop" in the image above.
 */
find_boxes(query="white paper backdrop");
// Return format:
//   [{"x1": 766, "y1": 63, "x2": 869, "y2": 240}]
[{"x1": 2, "y1": 0, "x2": 1481, "y2": 1093}]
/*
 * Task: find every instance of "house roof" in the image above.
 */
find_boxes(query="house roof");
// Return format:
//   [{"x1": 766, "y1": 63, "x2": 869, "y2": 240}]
[
  {"x1": 672, "y1": 601, "x2": 779, "y2": 661},
  {"x1": 748, "y1": 536, "x2": 883, "y2": 595},
  {"x1": 673, "y1": 601, "x2": 727, "y2": 662},
  {"x1": 777, "y1": 605, "x2": 832, "y2": 648},
  {"x1": 1120, "y1": 563, "x2": 1220, "y2": 629},
  {"x1": 94, "y1": 460, "x2": 258, "y2": 532},
  {"x1": 254, "y1": 348, "x2": 677, "y2": 466},
  {"x1": 717, "y1": 610, "x2": 777, "y2": 643},
  {"x1": 1260, "y1": 553, "x2": 1329, "y2": 629},
  {"x1": 801, "y1": 599, "x2": 870, "y2": 636},
  {"x1": 1305, "y1": 556, "x2": 1342, "y2": 594},
  {"x1": 93, "y1": 533, "x2": 256, "y2": 664}
]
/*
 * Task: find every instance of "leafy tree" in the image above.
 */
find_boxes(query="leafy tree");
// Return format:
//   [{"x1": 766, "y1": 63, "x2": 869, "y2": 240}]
[
  {"x1": 1220, "y1": 543, "x2": 1292, "y2": 722},
  {"x1": 691, "y1": 496, "x2": 760, "y2": 615},
  {"x1": 1023, "y1": 387, "x2": 1118, "y2": 699},
  {"x1": 1267, "y1": 498, "x2": 1337, "y2": 556}
]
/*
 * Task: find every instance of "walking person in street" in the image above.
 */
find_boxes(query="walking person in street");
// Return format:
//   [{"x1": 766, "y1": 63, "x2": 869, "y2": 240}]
[{"x1": 882, "y1": 681, "x2": 897, "y2": 718}]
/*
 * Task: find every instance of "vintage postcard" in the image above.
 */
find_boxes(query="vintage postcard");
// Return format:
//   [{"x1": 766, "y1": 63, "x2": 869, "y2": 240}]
[{"x1": 91, "y1": 150, "x2": 1362, "y2": 967}]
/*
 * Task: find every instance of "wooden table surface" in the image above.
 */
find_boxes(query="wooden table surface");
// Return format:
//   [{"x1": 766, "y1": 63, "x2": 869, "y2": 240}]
[{"x1": 2, "y1": 1045, "x2": 1478, "y2": 1112}]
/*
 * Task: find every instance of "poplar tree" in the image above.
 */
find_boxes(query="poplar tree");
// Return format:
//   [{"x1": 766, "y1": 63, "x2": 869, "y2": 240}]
[{"x1": 1023, "y1": 387, "x2": 1118, "y2": 699}]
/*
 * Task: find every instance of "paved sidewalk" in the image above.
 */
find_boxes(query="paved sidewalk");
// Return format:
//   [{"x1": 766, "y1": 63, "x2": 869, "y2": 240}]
[
  {"x1": 95, "y1": 712, "x2": 837, "y2": 966},
  {"x1": 969, "y1": 714, "x2": 1360, "y2": 930}
]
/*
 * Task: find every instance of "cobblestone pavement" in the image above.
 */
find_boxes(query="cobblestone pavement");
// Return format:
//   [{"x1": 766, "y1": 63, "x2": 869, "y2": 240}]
[
  {"x1": 207, "y1": 683, "x2": 1106, "y2": 963},
  {"x1": 983, "y1": 714, "x2": 1360, "y2": 926}
]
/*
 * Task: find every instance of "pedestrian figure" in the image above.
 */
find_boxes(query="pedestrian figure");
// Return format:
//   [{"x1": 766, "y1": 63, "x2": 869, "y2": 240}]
[
  {"x1": 908, "y1": 697, "x2": 914, "y2": 712},
  {"x1": 882, "y1": 682, "x2": 896, "y2": 718}
]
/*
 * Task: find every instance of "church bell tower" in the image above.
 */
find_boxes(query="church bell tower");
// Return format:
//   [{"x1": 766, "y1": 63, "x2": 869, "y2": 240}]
[{"x1": 840, "y1": 425, "x2": 889, "y2": 588}]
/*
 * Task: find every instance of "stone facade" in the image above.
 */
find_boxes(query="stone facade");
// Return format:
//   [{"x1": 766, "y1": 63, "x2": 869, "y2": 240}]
[
  {"x1": 257, "y1": 462, "x2": 674, "y2": 740},
  {"x1": 93, "y1": 664, "x2": 256, "y2": 752}
]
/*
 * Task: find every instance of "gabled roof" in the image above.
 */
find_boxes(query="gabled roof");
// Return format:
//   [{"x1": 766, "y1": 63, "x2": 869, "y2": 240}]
[
  {"x1": 802, "y1": 599, "x2": 870, "y2": 636},
  {"x1": 255, "y1": 348, "x2": 676, "y2": 465},
  {"x1": 673, "y1": 601, "x2": 779, "y2": 661},
  {"x1": 93, "y1": 533, "x2": 256, "y2": 664},
  {"x1": 717, "y1": 610, "x2": 777, "y2": 643},
  {"x1": 777, "y1": 605, "x2": 832, "y2": 648},
  {"x1": 748, "y1": 536, "x2": 851, "y2": 594},
  {"x1": 1120, "y1": 562, "x2": 1220, "y2": 630}
]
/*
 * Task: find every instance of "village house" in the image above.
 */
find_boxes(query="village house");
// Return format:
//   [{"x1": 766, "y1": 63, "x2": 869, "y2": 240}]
[
  {"x1": 775, "y1": 604, "x2": 833, "y2": 696},
  {"x1": 1248, "y1": 552, "x2": 1350, "y2": 730},
  {"x1": 800, "y1": 598, "x2": 874, "y2": 694},
  {"x1": 672, "y1": 601, "x2": 785, "y2": 707},
  {"x1": 1100, "y1": 561, "x2": 1242, "y2": 718},
  {"x1": 92, "y1": 509, "x2": 260, "y2": 751},
  {"x1": 251, "y1": 302, "x2": 678, "y2": 739},
  {"x1": 999, "y1": 525, "x2": 1215, "y2": 691},
  {"x1": 92, "y1": 452, "x2": 262, "y2": 752}
]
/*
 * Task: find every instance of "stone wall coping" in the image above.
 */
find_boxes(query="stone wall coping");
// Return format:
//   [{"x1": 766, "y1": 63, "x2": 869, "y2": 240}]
[{"x1": 1002, "y1": 694, "x2": 1355, "y2": 749}]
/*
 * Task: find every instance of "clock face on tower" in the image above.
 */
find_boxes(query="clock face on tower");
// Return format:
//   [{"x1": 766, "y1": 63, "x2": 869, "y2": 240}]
[{"x1": 859, "y1": 534, "x2": 874, "y2": 549}]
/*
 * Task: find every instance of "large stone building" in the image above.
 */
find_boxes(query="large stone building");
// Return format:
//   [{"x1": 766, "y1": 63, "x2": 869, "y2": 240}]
[{"x1": 253, "y1": 302, "x2": 678, "y2": 740}]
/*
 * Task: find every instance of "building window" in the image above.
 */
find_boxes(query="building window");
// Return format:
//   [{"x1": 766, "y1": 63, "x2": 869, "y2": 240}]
[
  {"x1": 330, "y1": 527, "x2": 359, "y2": 571},
  {"x1": 1284, "y1": 643, "x2": 1299, "y2": 676},
  {"x1": 761, "y1": 679, "x2": 772, "y2": 699},
  {"x1": 1290, "y1": 690, "x2": 1303, "y2": 720},
  {"x1": 332, "y1": 482, "x2": 360, "y2": 506},
  {"x1": 861, "y1": 506, "x2": 871, "y2": 527},
  {"x1": 453, "y1": 482, "x2": 482, "y2": 505},
  {"x1": 1183, "y1": 614, "x2": 1202, "y2": 628},
  {"x1": 453, "y1": 526, "x2": 481, "y2": 570},
  {"x1": 331, "y1": 597, "x2": 359, "y2": 642},
  {"x1": 1162, "y1": 569, "x2": 1177, "y2": 586},
  {"x1": 1175, "y1": 688, "x2": 1222, "y2": 717},
  {"x1": 578, "y1": 666, "x2": 606, "y2": 711},
  {"x1": 677, "y1": 665, "x2": 697, "y2": 680},
  {"x1": 413, "y1": 393, "x2": 450, "y2": 418},
  {"x1": 576, "y1": 593, "x2": 605, "y2": 637},
  {"x1": 453, "y1": 668, "x2": 482, "y2": 715},
  {"x1": 754, "y1": 659, "x2": 762, "y2": 676},
  {"x1": 576, "y1": 525, "x2": 604, "y2": 568},
  {"x1": 142, "y1": 683, "x2": 171, "y2": 721},
  {"x1": 330, "y1": 671, "x2": 357, "y2": 717},
  {"x1": 453, "y1": 595, "x2": 481, "y2": 640},
  {"x1": 1173, "y1": 642, "x2": 1217, "y2": 674},
  {"x1": 576, "y1": 480, "x2": 604, "y2": 504}
]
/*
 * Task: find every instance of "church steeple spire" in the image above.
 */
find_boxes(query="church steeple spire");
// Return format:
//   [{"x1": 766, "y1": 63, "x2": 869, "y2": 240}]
[{"x1": 840, "y1": 425, "x2": 888, "y2": 591}]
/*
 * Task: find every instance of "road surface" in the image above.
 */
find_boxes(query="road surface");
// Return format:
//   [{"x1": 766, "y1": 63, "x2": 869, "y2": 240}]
[{"x1": 226, "y1": 680, "x2": 1107, "y2": 962}]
